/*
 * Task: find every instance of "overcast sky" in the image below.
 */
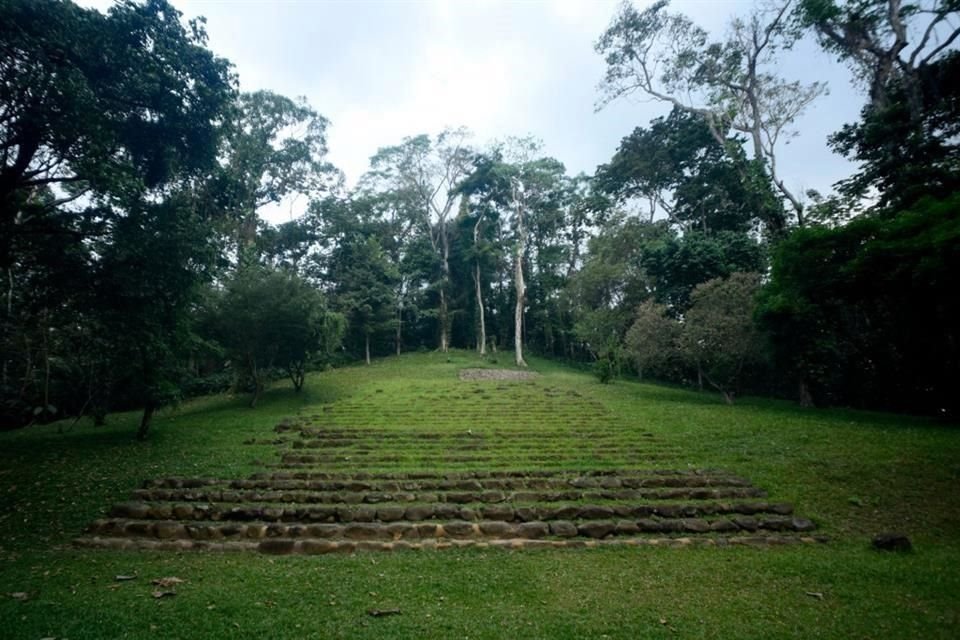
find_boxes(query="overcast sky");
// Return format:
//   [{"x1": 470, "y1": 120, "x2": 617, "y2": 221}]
[{"x1": 86, "y1": 0, "x2": 864, "y2": 222}]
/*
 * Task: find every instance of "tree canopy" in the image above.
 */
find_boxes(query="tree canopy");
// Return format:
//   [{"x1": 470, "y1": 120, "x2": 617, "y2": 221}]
[{"x1": 3, "y1": 0, "x2": 959, "y2": 433}]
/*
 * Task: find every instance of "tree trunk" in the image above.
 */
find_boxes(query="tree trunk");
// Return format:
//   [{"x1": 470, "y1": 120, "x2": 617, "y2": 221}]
[
  {"x1": 3, "y1": 267, "x2": 12, "y2": 389},
  {"x1": 439, "y1": 221, "x2": 451, "y2": 353},
  {"x1": 439, "y1": 288, "x2": 449, "y2": 353},
  {"x1": 288, "y1": 362, "x2": 305, "y2": 392},
  {"x1": 249, "y1": 356, "x2": 261, "y2": 408},
  {"x1": 137, "y1": 403, "x2": 155, "y2": 441},
  {"x1": 41, "y1": 308, "x2": 51, "y2": 415},
  {"x1": 799, "y1": 380, "x2": 814, "y2": 408},
  {"x1": 365, "y1": 332, "x2": 371, "y2": 365},
  {"x1": 513, "y1": 183, "x2": 527, "y2": 368},
  {"x1": 514, "y1": 245, "x2": 527, "y2": 368},
  {"x1": 395, "y1": 297, "x2": 402, "y2": 356},
  {"x1": 475, "y1": 261, "x2": 486, "y2": 356}
]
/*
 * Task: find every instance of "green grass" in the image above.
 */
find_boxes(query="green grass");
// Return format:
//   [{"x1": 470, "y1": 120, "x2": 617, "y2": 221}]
[{"x1": 2, "y1": 350, "x2": 959, "y2": 638}]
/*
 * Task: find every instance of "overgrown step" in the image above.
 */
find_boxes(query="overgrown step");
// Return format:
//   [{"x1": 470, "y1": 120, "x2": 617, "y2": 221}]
[
  {"x1": 76, "y1": 467, "x2": 820, "y2": 554},
  {"x1": 276, "y1": 452, "x2": 679, "y2": 466},
  {"x1": 141, "y1": 469, "x2": 755, "y2": 491},
  {"x1": 109, "y1": 499, "x2": 793, "y2": 523},
  {"x1": 75, "y1": 534, "x2": 828, "y2": 554},
  {"x1": 84, "y1": 514, "x2": 816, "y2": 543},
  {"x1": 132, "y1": 485, "x2": 767, "y2": 503},
  {"x1": 130, "y1": 487, "x2": 768, "y2": 506}
]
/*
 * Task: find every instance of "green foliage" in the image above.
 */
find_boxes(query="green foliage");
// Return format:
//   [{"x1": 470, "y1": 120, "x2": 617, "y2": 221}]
[
  {"x1": 624, "y1": 300, "x2": 680, "y2": 381},
  {"x1": 644, "y1": 230, "x2": 767, "y2": 311},
  {"x1": 329, "y1": 231, "x2": 399, "y2": 363},
  {"x1": 595, "y1": 108, "x2": 784, "y2": 234},
  {"x1": 94, "y1": 194, "x2": 221, "y2": 438},
  {"x1": 592, "y1": 349, "x2": 620, "y2": 384},
  {"x1": 212, "y1": 266, "x2": 343, "y2": 405},
  {"x1": 596, "y1": 0, "x2": 824, "y2": 226},
  {"x1": 682, "y1": 272, "x2": 767, "y2": 404},
  {"x1": 212, "y1": 90, "x2": 337, "y2": 266},
  {"x1": 758, "y1": 195, "x2": 960, "y2": 416},
  {"x1": 830, "y1": 51, "x2": 960, "y2": 208},
  {"x1": 0, "y1": 0, "x2": 235, "y2": 235}
]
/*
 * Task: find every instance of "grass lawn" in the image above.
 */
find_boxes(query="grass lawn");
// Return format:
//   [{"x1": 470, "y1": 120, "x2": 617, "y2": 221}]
[{"x1": 1, "y1": 350, "x2": 958, "y2": 639}]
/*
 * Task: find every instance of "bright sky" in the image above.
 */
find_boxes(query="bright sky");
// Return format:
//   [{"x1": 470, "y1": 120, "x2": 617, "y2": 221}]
[{"x1": 83, "y1": 0, "x2": 862, "y2": 222}]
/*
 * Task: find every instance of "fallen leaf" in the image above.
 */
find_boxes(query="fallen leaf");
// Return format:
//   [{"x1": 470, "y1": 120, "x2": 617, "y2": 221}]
[
  {"x1": 10, "y1": 592, "x2": 28, "y2": 601},
  {"x1": 152, "y1": 590, "x2": 176, "y2": 599},
  {"x1": 151, "y1": 577, "x2": 185, "y2": 588},
  {"x1": 659, "y1": 618, "x2": 668, "y2": 625},
  {"x1": 114, "y1": 574, "x2": 137, "y2": 582},
  {"x1": 805, "y1": 591, "x2": 824, "y2": 600},
  {"x1": 367, "y1": 608, "x2": 401, "y2": 617}
]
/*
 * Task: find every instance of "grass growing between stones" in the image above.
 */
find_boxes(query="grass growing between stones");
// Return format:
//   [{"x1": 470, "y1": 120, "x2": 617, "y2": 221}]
[{"x1": 2, "y1": 350, "x2": 959, "y2": 638}]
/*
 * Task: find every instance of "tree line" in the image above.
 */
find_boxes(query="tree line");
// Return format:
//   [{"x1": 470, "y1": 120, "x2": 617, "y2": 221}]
[{"x1": 2, "y1": 0, "x2": 958, "y2": 438}]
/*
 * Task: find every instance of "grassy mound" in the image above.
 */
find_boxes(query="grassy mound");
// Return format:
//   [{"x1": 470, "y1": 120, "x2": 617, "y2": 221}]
[{"x1": 1, "y1": 351, "x2": 958, "y2": 638}]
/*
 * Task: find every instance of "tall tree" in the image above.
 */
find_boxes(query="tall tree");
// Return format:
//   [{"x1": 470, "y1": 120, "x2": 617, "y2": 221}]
[
  {"x1": 0, "y1": 0, "x2": 235, "y2": 262},
  {"x1": 595, "y1": 107, "x2": 783, "y2": 234},
  {"x1": 596, "y1": 0, "x2": 825, "y2": 228},
  {"x1": 329, "y1": 232, "x2": 400, "y2": 365},
  {"x1": 95, "y1": 193, "x2": 221, "y2": 439},
  {"x1": 797, "y1": 0, "x2": 960, "y2": 112},
  {"x1": 366, "y1": 129, "x2": 473, "y2": 352},
  {"x1": 1, "y1": 0, "x2": 237, "y2": 433},
  {"x1": 459, "y1": 140, "x2": 566, "y2": 365},
  {"x1": 213, "y1": 90, "x2": 337, "y2": 267},
  {"x1": 796, "y1": 1, "x2": 960, "y2": 208}
]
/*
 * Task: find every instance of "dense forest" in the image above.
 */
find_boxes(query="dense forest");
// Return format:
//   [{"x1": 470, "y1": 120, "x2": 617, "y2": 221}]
[{"x1": 2, "y1": 0, "x2": 958, "y2": 436}]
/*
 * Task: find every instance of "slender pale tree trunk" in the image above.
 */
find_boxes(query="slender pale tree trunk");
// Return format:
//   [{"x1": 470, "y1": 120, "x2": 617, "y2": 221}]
[
  {"x1": 514, "y1": 246, "x2": 526, "y2": 367},
  {"x1": 439, "y1": 223, "x2": 450, "y2": 353},
  {"x1": 513, "y1": 186, "x2": 527, "y2": 368},
  {"x1": 473, "y1": 219, "x2": 486, "y2": 356},
  {"x1": 475, "y1": 262, "x2": 486, "y2": 356},
  {"x1": 365, "y1": 332, "x2": 371, "y2": 365}
]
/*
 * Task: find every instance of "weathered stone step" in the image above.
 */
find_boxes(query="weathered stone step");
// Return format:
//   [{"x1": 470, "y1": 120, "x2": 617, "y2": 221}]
[
  {"x1": 289, "y1": 435, "x2": 669, "y2": 447},
  {"x1": 289, "y1": 442, "x2": 679, "y2": 454},
  {"x1": 232, "y1": 476, "x2": 753, "y2": 493},
  {"x1": 108, "y1": 499, "x2": 792, "y2": 524},
  {"x1": 86, "y1": 513, "x2": 816, "y2": 542},
  {"x1": 140, "y1": 469, "x2": 750, "y2": 491},
  {"x1": 289, "y1": 430, "x2": 661, "y2": 441},
  {"x1": 252, "y1": 468, "x2": 746, "y2": 483},
  {"x1": 75, "y1": 533, "x2": 828, "y2": 553},
  {"x1": 131, "y1": 486, "x2": 768, "y2": 507},
  {"x1": 278, "y1": 452, "x2": 679, "y2": 465}
]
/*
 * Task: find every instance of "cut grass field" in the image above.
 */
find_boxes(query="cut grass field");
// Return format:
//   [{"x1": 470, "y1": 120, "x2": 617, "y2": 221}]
[{"x1": 1, "y1": 350, "x2": 958, "y2": 639}]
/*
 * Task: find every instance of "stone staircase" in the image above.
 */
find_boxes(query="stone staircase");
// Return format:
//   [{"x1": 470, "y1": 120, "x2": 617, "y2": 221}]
[
  {"x1": 75, "y1": 402, "x2": 824, "y2": 553},
  {"x1": 76, "y1": 467, "x2": 823, "y2": 554}
]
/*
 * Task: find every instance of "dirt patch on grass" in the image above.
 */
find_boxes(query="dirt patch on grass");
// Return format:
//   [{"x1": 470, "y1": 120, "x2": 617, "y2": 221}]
[{"x1": 459, "y1": 368, "x2": 540, "y2": 382}]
